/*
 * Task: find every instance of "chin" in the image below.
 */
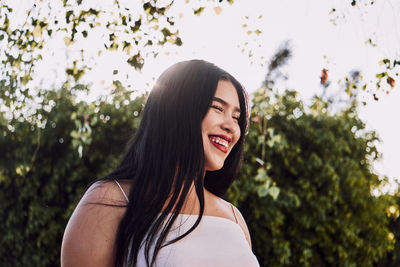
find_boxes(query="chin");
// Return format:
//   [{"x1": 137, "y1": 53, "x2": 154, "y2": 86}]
[{"x1": 205, "y1": 162, "x2": 224, "y2": 172}]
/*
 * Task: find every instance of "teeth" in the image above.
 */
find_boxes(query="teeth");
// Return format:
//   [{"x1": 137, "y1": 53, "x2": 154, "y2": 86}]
[{"x1": 210, "y1": 137, "x2": 228, "y2": 148}]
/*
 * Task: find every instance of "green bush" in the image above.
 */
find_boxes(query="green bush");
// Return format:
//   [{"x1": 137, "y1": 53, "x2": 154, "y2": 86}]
[
  {"x1": 0, "y1": 83, "x2": 144, "y2": 267},
  {"x1": 226, "y1": 89, "x2": 395, "y2": 266},
  {"x1": 375, "y1": 192, "x2": 400, "y2": 267},
  {"x1": 0, "y1": 85, "x2": 397, "y2": 266}
]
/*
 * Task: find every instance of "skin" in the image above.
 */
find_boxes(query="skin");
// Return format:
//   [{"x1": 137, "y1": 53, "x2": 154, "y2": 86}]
[
  {"x1": 202, "y1": 80, "x2": 241, "y2": 171},
  {"x1": 61, "y1": 80, "x2": 252, "y2": 267}
]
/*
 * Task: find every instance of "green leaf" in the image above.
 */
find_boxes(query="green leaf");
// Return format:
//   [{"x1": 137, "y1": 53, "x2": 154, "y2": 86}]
[
  {"x1": 161, "y1": 27, "x2": 172, "y2": 37},
  {"x1": 193, "y1": 7, "x2": 205, "y2": 15},
  {"x1": 257, "y1": 186, "x2": 269, "y2": 197},
  {"x1": 66, "y1": 10, "x2": 74, "y2": 24},
  {"x1": 255, "y1": 168, "x2": 267, "y2": 182},
  {"x1": 127, "y1": 53, "x2": 144, "y2": 70},
  {"x1": 175, "y1": 37, "x2": 182, "y2": 46},
  {"x1": 130, "y1": 19, "x2": 141, "y2": 33},
  {"x1": 268, "y1": 186, "x2": 280, "y2": 200}
]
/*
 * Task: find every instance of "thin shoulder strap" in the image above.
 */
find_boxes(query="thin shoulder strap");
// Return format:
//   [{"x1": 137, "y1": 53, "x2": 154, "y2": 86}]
[
  {"x1": 230, "y1": 203, "x2": 239, "y2": 224},
  {"x1": 114, "y1": 180, "x2": 129, "y2": 203}
]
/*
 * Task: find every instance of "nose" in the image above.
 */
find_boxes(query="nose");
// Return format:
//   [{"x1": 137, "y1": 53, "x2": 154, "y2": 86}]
[{"x1": 221, "y1": 114, "x2": 237, "y2": 134}]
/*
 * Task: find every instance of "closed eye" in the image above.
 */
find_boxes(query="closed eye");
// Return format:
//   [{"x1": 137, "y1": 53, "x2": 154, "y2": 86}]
[
  {"x1": 211, "y1": 105, "x2": 224, "y2": 112},
  {"x1": 211, "y1": 104, "x2": 240, "y2": 122}
]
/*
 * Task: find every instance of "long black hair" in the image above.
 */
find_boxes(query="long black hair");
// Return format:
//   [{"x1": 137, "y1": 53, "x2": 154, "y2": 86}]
[{"x1": 102, "y1": 59, "x2": 249, "y2": 267}]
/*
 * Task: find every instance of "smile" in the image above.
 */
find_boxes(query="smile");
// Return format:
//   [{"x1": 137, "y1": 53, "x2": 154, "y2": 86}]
[{"x1": 208, "y1": 135, "x2": 231, "y2": 153}]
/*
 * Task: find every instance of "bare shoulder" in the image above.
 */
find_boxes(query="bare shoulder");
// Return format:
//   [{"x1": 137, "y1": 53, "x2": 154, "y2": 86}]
[
  {"x1": 61, "y1": 180, "x2": 129, "y2": 267},
  {"x1": 85, "y1": 179, "x2": 131, "y2": 204},
  {"x1": 227, "y1": 201, "x2": 252, "y2": 249},
  {"x1": 207, "y1": 192, "x2": 252, "y2": 249}
]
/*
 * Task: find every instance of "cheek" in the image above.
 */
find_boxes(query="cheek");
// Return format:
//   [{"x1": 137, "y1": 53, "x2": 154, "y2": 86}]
[
  {"x1": 232, "y1": 125, "x2": 241, "y2": 145},
  {"x1": 201, "y1": 112, "x2": 212, "y2": 132}
]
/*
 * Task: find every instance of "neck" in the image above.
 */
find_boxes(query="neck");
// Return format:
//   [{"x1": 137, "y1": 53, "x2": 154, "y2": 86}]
[{"x1": 163, "y1": 180, "x2": 212, "y2": 215}]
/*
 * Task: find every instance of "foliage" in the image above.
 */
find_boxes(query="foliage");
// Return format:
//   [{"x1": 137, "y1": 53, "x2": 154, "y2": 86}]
[
  {"x1": 0, "y1": 81, "x2": 398, "y2": 266},
  {"x1": 1, "y1": 1, "x2": 399, "y2": 266},
  {"x1": 226, "y1": 88, "x2": 395, "y2": 266},
  {"x1": 375, "y1": 191, "x2": 400, "y2": 267},
  {"x1": 328, "y1": 2, "x2": 399, "y2": 97},
  {"x1": 263, "y1": 41, "x2": 292, "y2": 89},
  {"x1": 0, "y1": 0, "x2": 232, "y2": 111},
  {"x1": 0, "y1": 82, "x2": 145, "y2": 267},
  {"x1": 0, "y1": 0, "x2": 164, "y2": 107}
]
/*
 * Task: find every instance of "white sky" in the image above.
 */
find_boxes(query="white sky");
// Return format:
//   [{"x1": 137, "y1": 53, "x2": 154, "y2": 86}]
[{"x1": 13, "y1": 0, "x2": 400, "y2": 192}]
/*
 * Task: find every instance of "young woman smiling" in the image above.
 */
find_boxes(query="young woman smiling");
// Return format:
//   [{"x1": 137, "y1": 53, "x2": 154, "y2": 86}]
[{"x1": 61, "y1": 60, "x2": 260, "y2": 267}]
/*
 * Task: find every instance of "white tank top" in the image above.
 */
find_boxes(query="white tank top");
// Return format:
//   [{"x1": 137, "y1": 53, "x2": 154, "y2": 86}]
[{"x1": 114, "y1": 180, "x2": 260, "y2": 267}]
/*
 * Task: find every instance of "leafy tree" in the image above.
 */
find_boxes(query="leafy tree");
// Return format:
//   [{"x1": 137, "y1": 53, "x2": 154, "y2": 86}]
[
  {"x1": 224, "y1": 46, "x2": 396, "y2": 266},
  {"x1": 2, "y1": 79, "x2": 397, "y2": 266},
  {"x1": 0, "y1": 82, "x2": 145, "y2": 266},
  {"x1": 227, "y1": 88, "x2": 395, "y2": 266},
  {"x1": 375, "y1": 191, "x2": 400, "y2": 267},
  {"x1": 1, "y1": 3, "x2": 398, "y2": 265},
  {"x1": 0, "y1": 0, "x2": 232, "y2": 111},
  {"x1": 0, "y1": 1, "x2": 232, "y2": 265}
]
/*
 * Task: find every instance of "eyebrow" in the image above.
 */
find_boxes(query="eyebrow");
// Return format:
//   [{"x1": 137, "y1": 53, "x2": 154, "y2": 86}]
[{"x1": 212, "y1": 97, "x2": 241, "y2": 113}]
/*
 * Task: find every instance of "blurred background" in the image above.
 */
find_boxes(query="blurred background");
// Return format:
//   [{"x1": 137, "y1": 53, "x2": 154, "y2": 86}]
[{"x1": 1, "y1": 0, "x2": 399, "y2": 266}]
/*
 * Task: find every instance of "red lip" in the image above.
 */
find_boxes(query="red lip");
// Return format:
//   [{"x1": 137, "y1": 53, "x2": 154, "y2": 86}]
[
  {"x1": 209, "y1": 137, "x2": 228, "y2": 153},
  {"x1": 209, "y1": 134, "x2": 232, "y2": 143},
  {"x1": 208, "y1": 134, "x2": 231, "y2": 154}
]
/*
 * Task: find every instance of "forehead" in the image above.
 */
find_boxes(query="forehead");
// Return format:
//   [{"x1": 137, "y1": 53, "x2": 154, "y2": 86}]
[{"x1": 213, "y1": 80, "x2": 240, "y2": 108}]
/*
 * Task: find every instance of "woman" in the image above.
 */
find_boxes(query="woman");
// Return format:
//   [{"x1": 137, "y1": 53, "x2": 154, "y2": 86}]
[{"x1": 61, "y1": 59, "x2": 259, "y2": 267}]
